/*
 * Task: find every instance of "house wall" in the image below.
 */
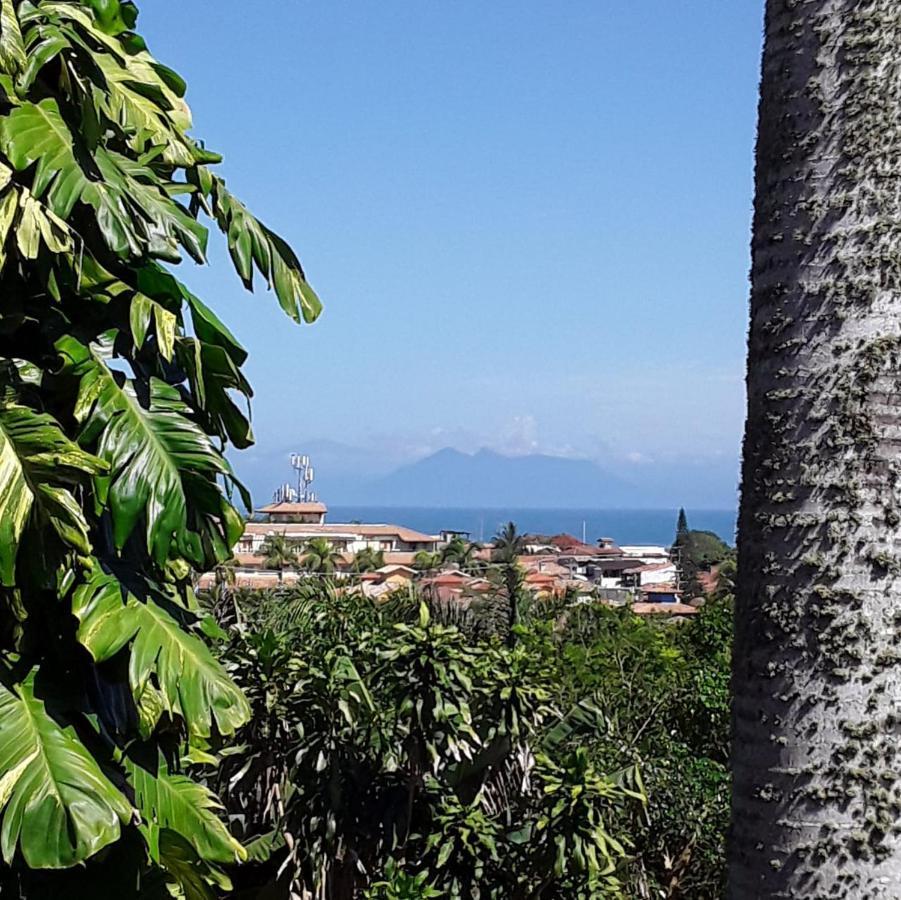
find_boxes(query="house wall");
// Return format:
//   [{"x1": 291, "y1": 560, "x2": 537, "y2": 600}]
[
  {"x1": 640, "y1": 564, "x2": 678, "y2": 586},
  {"x1": 267, "y1": 512, "x2": 327, "y2": 524},
  {"x1": 241, "y1": 530, "x2": 437, "y2": 556}
]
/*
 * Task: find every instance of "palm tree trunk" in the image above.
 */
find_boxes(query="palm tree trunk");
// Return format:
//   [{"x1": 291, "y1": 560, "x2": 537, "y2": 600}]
[
  {"x1": 505, "y1": 564, "x2": 519, "y2": 647},
  {"x1": 732, "y1": 2, "x2": 901, "y2": 896}
]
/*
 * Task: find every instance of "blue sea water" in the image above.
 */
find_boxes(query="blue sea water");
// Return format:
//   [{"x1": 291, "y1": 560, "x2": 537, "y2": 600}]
[{"x1": 328, "y1": 507, "x2": 737, "y2": 546}]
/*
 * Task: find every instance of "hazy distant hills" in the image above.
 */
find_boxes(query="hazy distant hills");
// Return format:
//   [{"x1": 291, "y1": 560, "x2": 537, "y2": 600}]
[
  {"x1": 349, "y1": 448, "x2": 640, "y2": 508},
  {"x1": 238, "y1": 443, "x2": 739, "y2": 511}
]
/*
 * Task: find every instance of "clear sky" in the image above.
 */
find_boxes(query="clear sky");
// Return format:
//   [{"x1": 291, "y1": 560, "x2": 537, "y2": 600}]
[{"x1": 139, "y1": 2, "x2": 765, "y2": 500}]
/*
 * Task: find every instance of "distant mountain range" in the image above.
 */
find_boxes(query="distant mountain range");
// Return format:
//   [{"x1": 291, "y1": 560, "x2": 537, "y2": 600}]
[
  {"x1": 348, "y1": 448, "x2": 640, "y2": 508},
  {"x1": 236, "y1": 443, "x2": 739, "y2": 510}
]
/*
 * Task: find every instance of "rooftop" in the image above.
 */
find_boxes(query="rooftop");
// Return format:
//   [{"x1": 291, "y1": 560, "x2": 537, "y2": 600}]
[
  {"x1": 257, "y1": 501, "x2": 328, "y2": 514},
  {"x1": 623, "y1": 562, "x2": 677, "y2": 574},
  {"x1": 244, "y1": 522, "x2": 439, "y2": 543},
  {"x1": 641, "y1": 583, "x2": 681, "y2": 594},
  {"x1": 632, "y1": 602, "x2": 699, "y2": 616}
]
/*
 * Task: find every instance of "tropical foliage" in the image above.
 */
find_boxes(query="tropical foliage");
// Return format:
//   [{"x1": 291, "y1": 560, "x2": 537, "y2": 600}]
[
  {"x1": 351, "y1": 546, "x2": 386, "y2": 573},
  {"x1": 672, "y1": 510, "x2": 732, "y2": 599},
  {"x1": 491, "y1": 521, "x2": 526, "y2": 642},
  {"x1": 412, "y1": 550, "x2": 441, "y2": 572},
  {"x1": 440, "y1": 535, "x2": 481, "y2": 572},
  {"x1": 0, "y1": 0, "x2": 318, "y2": 894},
  {"x1": 299, "y1": 536, "x2": 344, "y2": 574},
  {"x1": 204, "y1": 584, "x2": 732, "y2": 899},
  {"x1": 259, "y1": 532, "x2": 298, "y2": 577}
]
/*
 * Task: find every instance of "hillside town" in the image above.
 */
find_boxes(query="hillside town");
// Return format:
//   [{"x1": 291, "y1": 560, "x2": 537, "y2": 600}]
[{"x1": 200, "y1": 495, "x2": 720, "y2": 618}]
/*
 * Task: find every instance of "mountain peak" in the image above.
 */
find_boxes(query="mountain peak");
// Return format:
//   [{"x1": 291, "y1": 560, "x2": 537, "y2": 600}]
[{"x1": 349, "y1": 447, "x2": 638, "y2": 508}]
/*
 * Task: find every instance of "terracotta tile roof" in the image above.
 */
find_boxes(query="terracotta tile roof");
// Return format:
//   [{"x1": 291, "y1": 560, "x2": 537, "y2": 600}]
[
  {"x1": 256, "y1": 502, "x2": 327, "y2": 514},
  {"x1": 243, "y1": 522, "x2": 439, "y2": 543},
  {"x1": 380, "y1": 552, "x2": 420, "y2": 566},
  {"x1": 233, "y1": 552, "x2": 263, "y2": 567},
  {"x1": 422, "y1": 573, "x2": 469, "y2": 586},
  {"x1": 546, "y1": 534, "x2": 623, "y2": 556},
  {"x1": 520, "y1": 559, "x2": 571, "y2": 578},
  {"x1": 632, "y1": 602, "x2": 698, "y2": 616},
  {"x1": 626, "y1": 562, "x2": 676, "y2": 573},
  {"x1": 525, "y1": 572, "x2": 556, "y2": 584},
  {"x1": 642, "y1": 583, "x2": 679, "y2": 593},
  {"x1": 376, "y1": 565, "x2": 417, "y2": 576}
]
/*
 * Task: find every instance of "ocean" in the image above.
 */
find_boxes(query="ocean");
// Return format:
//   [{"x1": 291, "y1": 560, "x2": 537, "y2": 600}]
[{"x1": 327, "y1": 507, "x2": 737, "y2": 546}]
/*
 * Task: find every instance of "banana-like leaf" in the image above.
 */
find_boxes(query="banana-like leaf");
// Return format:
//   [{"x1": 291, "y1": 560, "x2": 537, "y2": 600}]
[
  {"x1": 0, "y1": 98, "x2": 90, "y2": 218},
  {"x1": 0, "y1": 97, "x2": 138, "y2": 257},
  {"x1": 0, "y1": 670, "x2": 132, "y2": 868},
  {"x1": 94, "y1": 148, "x2": 208, "y2": 263},
  {"x1": 57, "y1": 336, "x2": 234, "y2": 567},
  {"x1": 177, "y1": 337, "x2": 254, "y2": 450},
  {"x1": 0, "y1": 402, "x2": 106, "y2": 585},
  {"x1": 90, "y1": 47, "x2": 195, "y2": 165},
  {"x1": 210, "y1": 178, "x2": 321, "y2": 324},
  {"x1": 0, "y1": 99, "x2": 206, "y2": 262},
  {"x1": 18, "y1": 23, "x2": 70, "y2": 93},
  {"x1": 125, "y1": 754, "x2": 246, "y2": 865},
  {"x1": 72, "y1": 569, "x2": 250, "y2": 738},
  {"x1": 130, "y1": 291, "x2": 178, "y2": 361},
  {"x1": 152, "y1": 829, "x2": 231, "y2": 900},
  {"x1": 35, "y1": 2, "x2": 192, "y2": 129},
  {"x1": 15, "y1": 186, "x2": 72, "y2": 258},
  {"x1": 0, "y1": 0, "x2": 25, "y2": 75}
]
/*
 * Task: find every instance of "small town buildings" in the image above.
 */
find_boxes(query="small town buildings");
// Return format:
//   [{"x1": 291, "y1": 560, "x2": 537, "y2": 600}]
[
  {"x1": 352, "y1": 564, "x2": 419, "y2": 599},
  {"x1": 203, "y1": 502, "x2": 705, "y2": 616},
  {"x1": 639, "y1": 583, "x2": 683, "y2": 604},
  {"x1": 621, "y1": 561, "x2": 679, "y2": 589},
  {"x1": 235, "y1": 502, "x2": 441, "y2": 557},
  {"x1": 619, "y1": 545, "x2": 671, "y2": 565}
]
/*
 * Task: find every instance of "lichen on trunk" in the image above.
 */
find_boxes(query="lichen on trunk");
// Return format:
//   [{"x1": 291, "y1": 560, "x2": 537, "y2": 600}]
[{"x1": 732, "y1": 1, "x2": 901, "y2": 897}]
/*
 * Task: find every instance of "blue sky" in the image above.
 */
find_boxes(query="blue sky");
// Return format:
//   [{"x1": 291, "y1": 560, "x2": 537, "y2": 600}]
[{"x1": 139, "y1": 2, "x2": 764, "y2": 501}]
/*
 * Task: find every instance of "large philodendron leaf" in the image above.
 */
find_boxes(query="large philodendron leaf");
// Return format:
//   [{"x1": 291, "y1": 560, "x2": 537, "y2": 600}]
[
  {"x1": 56, "y1": 335, "x2": 235, "y2": 568},
  {"x1": 0, "y1": 402, "x2": 106, "y2": 586},
  {"x1": 0, "y1": 0, "x2": 26, "y2": 76},
  {"x1": 0, "y1": 670, "x2": 132, "y2": 868},
  {"x1": 72, "y1": 570, "x2": 250, "y2": 738},
  {"x1": 0, "y1": 98, "x2": 91, "y2": 219},
  {"x1": 125, "y1": 754, "x2": 246, "y2": 865},
  {"x1": 0, "y1": 99, "x2": 206, "y2": 262}
]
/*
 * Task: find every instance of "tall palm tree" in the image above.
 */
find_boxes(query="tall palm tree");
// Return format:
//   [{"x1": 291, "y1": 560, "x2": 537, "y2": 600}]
[
  {"x1": 300, "y1": 537, "x2": 344, "y2": 575},
  {"x1": 441, "y1": 536, "x2": 480, "y2": 572},
  {"x1": 413, "y1": 550, "x2": 442, "y2": 573},
  {"x1": 492, "y1": 522, "x2": 525, "y2": 645},
  {"x1": 732, "y1": 4, "x2": 901, "y2": 895},
  {"x1": 352, "y1": 547, "x2": 386, "y2": 573},
  {"x1": 260, "y1": 533, "x2": 299, "y2": 583}
]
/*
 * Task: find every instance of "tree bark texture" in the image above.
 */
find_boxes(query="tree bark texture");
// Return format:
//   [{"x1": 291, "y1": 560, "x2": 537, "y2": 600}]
[{"x1": 733, "y1": 1, "x2": 901, "y2": 897}]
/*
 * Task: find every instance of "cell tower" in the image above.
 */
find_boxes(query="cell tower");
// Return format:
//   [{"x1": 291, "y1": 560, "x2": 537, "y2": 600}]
[
  {"x1": 272, "y1": 454, "x2": 316, "y2": 503},
  {"x1": 291, "y1": 453, "x2": 316, "y2": 502}
]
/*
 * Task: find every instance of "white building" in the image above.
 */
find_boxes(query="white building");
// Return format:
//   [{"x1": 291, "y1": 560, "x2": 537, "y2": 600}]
[
  {"x1": 619, "y1": 545, "x2": 672, "y2": 565},
  {"x1": 623, "y1": 561, "x2": 679, "y2": 587},
  {"x1": 234, "y1": 503, "x2": 441, "y2": 558}
]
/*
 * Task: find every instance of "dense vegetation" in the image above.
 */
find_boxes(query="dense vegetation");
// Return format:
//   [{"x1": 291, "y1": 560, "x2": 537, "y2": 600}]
[
  {"x1": 672, "y1": 509, "x2": 733, "y2": 599},
  {"x1": 0, "y1": 1, "x2": 318, "y2": 896},
  {"x1": 201, "y1": 583, "x2": 732, "y2": 898}
]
